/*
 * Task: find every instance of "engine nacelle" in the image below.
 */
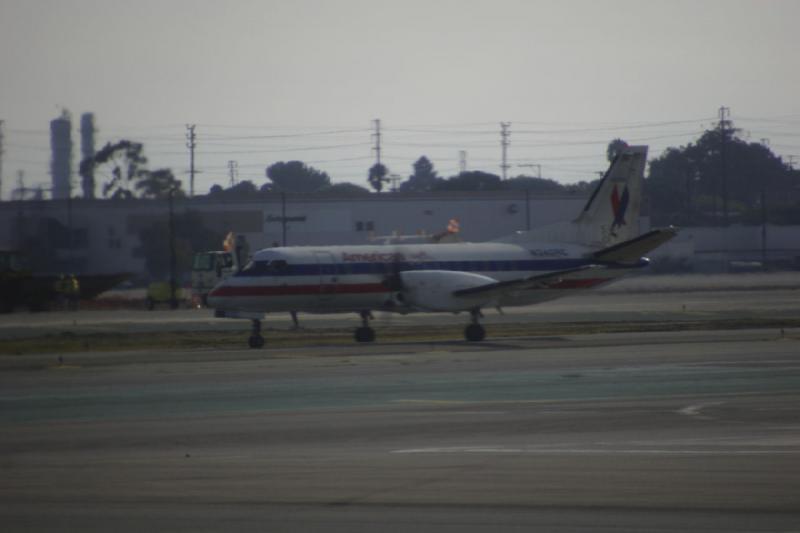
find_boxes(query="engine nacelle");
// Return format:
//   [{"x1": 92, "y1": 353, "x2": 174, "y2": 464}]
[{"x1": 398, "y1": 270, "x2": 498, "y2": 312}]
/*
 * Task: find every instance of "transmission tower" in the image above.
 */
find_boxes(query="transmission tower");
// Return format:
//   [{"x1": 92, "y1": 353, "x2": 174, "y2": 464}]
[
  {"x1": 186, "y1": 124, "x2": 197, "y2": 197},
  {"x1": 371, "y1": 119, "x2": 382, "y2": 165},
  {"x1": 500, "y1": 122, "x2": 511, "y2": 179},
  {"x1": 459, "y1": 150, "x2": 467, "y2": 173},
  {"x1": 227, "y1": 160, "x2": 238, "y2": 187}
]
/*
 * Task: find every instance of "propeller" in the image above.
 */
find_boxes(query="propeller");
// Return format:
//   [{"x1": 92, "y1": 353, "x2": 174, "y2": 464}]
[{"x1": 381, "y1": 245, "x2": 407, "y2": 307}]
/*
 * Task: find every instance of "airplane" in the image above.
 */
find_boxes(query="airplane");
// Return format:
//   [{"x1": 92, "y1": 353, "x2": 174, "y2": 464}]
[{"x1": 208, "y1": 145, "x2": 677, "y2": 348}]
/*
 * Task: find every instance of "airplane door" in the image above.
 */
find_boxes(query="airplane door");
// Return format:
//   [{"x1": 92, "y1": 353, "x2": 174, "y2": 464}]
[{"x1": 314, "y1": 251, "x2": 337, "y2": 300}]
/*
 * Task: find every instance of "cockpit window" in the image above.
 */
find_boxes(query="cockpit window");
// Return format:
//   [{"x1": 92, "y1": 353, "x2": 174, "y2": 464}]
[{"x1": 236, "y1": 258, "x2": 290, "y2": 276}]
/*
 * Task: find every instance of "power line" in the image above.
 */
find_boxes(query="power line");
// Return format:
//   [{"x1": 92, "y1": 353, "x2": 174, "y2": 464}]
[{"x1": 200, "y1": 128, "x2": 368, "y2": 141}]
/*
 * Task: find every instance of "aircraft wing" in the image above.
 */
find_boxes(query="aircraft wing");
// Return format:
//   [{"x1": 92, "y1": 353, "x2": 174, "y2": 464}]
[
  {"x1": 452, "y1": 265, "x2": 599, "y2": 299},
  {"x1": 591, "y1": 227, "x2": 678, "y2": 263}
]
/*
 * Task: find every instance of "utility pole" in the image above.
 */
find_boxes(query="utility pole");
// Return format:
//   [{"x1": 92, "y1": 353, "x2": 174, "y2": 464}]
[
  {"x1": 458, "y1": 150, "x2": 467, "y2": 174},
  {"x1": 186, "y1": 124, "x2": 196, "y2": 197},
  {"x1": 788, "y1": 155, "x2": 797, "y2": 169},
  {"x1": 13, "y1": 170, "x2": 25, "y2": 200},
  {"x1": 718, "y1": 106, "x2": 731, "y2": 225},
  {"x1": 0, "y1": 120, "x2": 4, "y2": 201},
  {"x1": 388, "y1": 174, "x2": 402, "y2": 192},
  {"x1": 761, "y1": 188, "x2": 767, "y2": 271},
  {"x1": 281, "y1": 192, "x2": 287, "y2": 247},
  {"x1": 371, "y1": 119, "x2": 382, "y2": 165},
  {"x1": 227, "y1": 160, "x2": 238, "y2": 187},
  {"x1": 500, "y1": 122, "x2": 511, "y2": 180}
]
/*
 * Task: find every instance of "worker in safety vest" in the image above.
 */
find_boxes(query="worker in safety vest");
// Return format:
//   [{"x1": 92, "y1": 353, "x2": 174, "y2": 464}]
[{"x1": 64, "y1": 274, "x2": 80, "y2": 311}]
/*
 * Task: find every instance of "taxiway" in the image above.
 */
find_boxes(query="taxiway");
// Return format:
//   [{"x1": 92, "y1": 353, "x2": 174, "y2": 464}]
[{"x1": 1, "y1": 325, "x2": 799, "y2": 532}]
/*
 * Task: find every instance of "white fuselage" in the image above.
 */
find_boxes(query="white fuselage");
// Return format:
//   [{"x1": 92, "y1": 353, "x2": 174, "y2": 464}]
[{"x1": 207, "y1": 241, "x2": 644, "y2": 314}]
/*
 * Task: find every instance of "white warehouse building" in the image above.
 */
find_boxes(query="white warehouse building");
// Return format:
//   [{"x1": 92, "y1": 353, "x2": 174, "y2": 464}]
[
  {"x1": 0, "y1": 191, "x2": 587, "y2": 279},
  {"x1": 2, "y1": 190, "x2": 799, "y2": 280}
]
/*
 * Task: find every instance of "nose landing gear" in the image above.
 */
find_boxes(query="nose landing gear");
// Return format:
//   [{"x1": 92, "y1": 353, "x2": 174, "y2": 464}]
[
  {"x1": 464, "y1": 309, "x2": 486, "y2": 342},
  {"x1": 248, "y1": 319, "x2": 265, "y2": 349},
  {"x1": 354, "y1": 310, "x2": 376, "y2": 343}
]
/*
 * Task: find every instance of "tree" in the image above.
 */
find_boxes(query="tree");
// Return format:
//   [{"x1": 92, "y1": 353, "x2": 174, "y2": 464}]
[
  {"x1": 503, "y1": 176, "x2": 565, "y2": 193},
  {"x1": 138, "y1": 211, "x2": 222, "y2": 280},
  {"x1": 82, "y1": 140, "x2": 149, "y2": 200},
  {"x1": 434, "y1": 171, "x2": 502, "y2": 191},
  {"x1": 565, "y1": 179, "x2": 602, "y2": 195},
  {"x1": 646, "y1": 126, "x2": 800, "y2": 225},
  {"x1": 206, "y1": 180, "x2": 265, "y2": 199},
  {"x1": 606, "y1": 138, "x2": 628, "y2": 163},
  {"x1": 367, "y1": 163, "x2": 389, "y2": 192},
  {"x1": 135, "y1": 168, "x2": 185, "y2": 199},
  {"x1": 266, "y1": 161, "x2": 331, "y2": 193},
  {"x1": 227, "y1": 180, "x2": 259, "y2": 196},
  {"x1": 400, "y1": 156, "x2": 438, "y2": 192},
  {"x1": 320, "y1": 182, "x2": 372, "y2": 196}
]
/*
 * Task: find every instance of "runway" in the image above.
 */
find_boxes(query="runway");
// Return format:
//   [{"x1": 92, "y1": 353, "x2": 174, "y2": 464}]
[{"x1": 1, "y1": 327, "x2": 799, "y2": 532}]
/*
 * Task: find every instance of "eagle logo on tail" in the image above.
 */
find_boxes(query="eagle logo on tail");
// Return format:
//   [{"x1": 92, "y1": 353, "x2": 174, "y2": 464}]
[{"x1": 610, "y1": 184, "x2": 629, "y2": 236}]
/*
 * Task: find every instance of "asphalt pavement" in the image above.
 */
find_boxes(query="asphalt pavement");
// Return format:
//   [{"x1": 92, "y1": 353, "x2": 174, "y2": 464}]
[{"x1": 1, "y1": 325, "x2": 799, "y2": 532}]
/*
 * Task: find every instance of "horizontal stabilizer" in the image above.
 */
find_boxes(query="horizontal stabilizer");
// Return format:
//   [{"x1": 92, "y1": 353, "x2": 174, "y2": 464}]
[
  {"x1": 453, "y1": 265, "x2": 599, "y2": 299},
  {"x1": 592, "y1": 227, "x2": 678, "y2": 263}
]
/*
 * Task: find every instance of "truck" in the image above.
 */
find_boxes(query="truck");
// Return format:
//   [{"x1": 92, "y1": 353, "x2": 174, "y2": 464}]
[{"x1": 190, "y1": 250, "x2": 235, "y2": 307}]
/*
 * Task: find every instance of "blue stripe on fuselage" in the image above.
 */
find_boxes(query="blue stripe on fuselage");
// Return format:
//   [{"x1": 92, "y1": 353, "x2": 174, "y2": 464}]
[{"x1": 236, "y1": 258, "x2": 594, "y2": 277}]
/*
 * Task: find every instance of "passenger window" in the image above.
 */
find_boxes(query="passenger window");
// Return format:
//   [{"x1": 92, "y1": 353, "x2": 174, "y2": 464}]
[{"x1": 270, "y1": 260, "x2": 288, "y2": 273}]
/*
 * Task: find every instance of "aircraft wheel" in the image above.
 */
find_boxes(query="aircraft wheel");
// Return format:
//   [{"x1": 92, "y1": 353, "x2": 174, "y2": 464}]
[
  {"x1": 464, "y1": 323, "x2": 486, "y2": 342},
  {"x1": 248, "y1": 335, "x2": 265, "y2": 349},
  {"x1": 354, "y1": 326, "x2": 376, "y2": 343}
]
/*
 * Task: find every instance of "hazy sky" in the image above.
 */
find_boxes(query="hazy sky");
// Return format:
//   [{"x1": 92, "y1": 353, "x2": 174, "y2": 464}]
[{"x1": 1, "y1": 0, "x2": 798, "y2": 198}]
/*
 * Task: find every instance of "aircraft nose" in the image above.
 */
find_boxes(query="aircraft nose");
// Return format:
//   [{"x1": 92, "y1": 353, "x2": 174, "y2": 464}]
[{"x1": 206, "y1": 281, "x2": 227, "y2": 308}]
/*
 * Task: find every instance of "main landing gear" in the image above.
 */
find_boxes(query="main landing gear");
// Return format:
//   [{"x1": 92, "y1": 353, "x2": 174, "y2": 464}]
[
  {"x1": 248, "y1": 319, "x2": 265, "y2": 349},
  {"x1": 464, "y1": 309, "x2": 486, "y2": 342},
  {"x1": 354, "y1": 310, "x2": 376, "y2": 343}
]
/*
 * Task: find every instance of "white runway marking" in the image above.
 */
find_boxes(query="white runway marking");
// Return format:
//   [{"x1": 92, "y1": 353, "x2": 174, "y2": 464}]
[
  {"x1": 678, "y1": 401, "x2": 724, "y2": 419},
  {"x1": 391, "y1": 445, "x2": 798, "y2": 456}
]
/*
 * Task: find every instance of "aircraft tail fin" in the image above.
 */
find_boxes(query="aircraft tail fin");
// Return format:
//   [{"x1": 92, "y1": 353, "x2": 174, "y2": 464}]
[
  {"x1": 572, "y1": 145, "x2": 647, "y2": 247},
  {"x1": 493, "y1": 145, "x2": 649, "y2": 249}
]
